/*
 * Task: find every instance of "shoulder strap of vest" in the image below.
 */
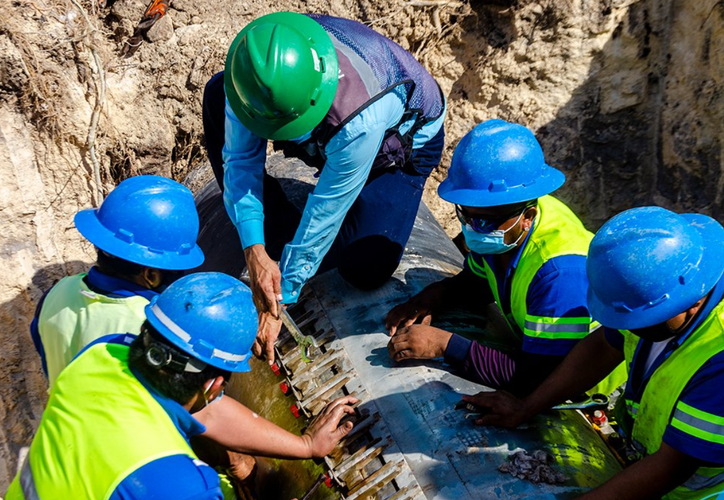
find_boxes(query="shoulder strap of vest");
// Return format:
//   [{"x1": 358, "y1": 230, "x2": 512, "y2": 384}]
[
  {"x1": 315, "y1": 79, "x2": 418, "y2": 148},
  {"x1": 508, "y1": 196, "x2": 592, "y2": 332}
]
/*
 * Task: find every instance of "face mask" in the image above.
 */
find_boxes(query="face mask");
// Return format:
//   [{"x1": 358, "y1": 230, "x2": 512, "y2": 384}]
[
  {"x1": 203, "y1": 380, "x2": 225, "y2": 407},
  {"x1": 461, "y1": 212, "x2": 526, "y2": 255}
]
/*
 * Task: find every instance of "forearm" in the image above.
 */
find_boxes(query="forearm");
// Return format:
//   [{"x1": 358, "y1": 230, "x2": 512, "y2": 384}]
[
  {"x1": 445, "y1": 337, "x2": 516, "y2": 389},
  {"x1": 578, "y1": 443, "x2": 699, "y2": 500},
  {"x1": 195, "y1": 396, "x2": 313, "y2": 459},
  {"x1": 505, "y1": 351, "x2": 565, "y2": 397},
  {"x1": 521, "y1": 330, "x2": 624, "y2": 417},
  {"x1": 416, "y1": 269, "x2": 484, "y2": 313},
  {"x1": 440, "y1": 267, "x2": 490, "y2": 309}
]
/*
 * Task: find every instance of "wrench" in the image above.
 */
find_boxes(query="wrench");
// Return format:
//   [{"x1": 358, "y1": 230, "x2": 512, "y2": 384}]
[
  {"x1": 552, "y1": 393, "x2": 609, "y2": 412},
  {"x1": 278, "y1": 302, "x2": 318, "y2": 363}
]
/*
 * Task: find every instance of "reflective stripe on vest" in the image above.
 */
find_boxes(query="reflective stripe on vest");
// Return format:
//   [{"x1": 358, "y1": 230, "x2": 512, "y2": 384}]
[
  {"x1": 38, "y1": 273, "x2": 149, "y2": 387},
  {"x1": 466, "y1": 195, "x2": 627, "y2": 396},
  {"x1": 621, "y1": 299, "x2": 724, "y2": 499},
  {"x1": 9, "y1": 341, "x2": 198, "y2": 500}
]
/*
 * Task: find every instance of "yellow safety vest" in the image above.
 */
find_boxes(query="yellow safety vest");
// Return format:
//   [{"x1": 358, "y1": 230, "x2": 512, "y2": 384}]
[
  {"x1": 620, "y1": 298, "x2": 724, "y2": 500},
  {"x1": 466, "y1": 195, "x2": 627, "y2": 395},
  {"x1": 5, "y1": 339, "x2": 201, "y2": 500},
  {"x1": 38, "y1": 273, "x2": 149, "y2": 386}
]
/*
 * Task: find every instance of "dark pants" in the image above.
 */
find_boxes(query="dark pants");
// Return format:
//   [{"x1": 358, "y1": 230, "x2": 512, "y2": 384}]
[{"x1": 202, "y1": 72, "x2": 445, "y2": 290}]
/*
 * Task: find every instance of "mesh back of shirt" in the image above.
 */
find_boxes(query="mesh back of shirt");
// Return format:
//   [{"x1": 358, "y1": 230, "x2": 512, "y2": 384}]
[{"x1": 308, "y1": 14, "x2": 443, "y2": 119}]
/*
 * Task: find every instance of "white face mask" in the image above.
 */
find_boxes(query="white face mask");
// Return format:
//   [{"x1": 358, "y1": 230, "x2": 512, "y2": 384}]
[{"x1": 461, "y1": 211, "x2": 526, "y2": 254}]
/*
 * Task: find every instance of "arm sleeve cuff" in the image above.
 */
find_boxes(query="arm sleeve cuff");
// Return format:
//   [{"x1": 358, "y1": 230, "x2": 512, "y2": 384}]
[
  {"x1": 444, "y1": 334, "x2": 473, "y2": 366},
  {"x1": 280, "y1": 278, "x2": 300, "y2": 305},
  {"x1": 239, "y1": 219, "x2": 265, "y2": 249}
]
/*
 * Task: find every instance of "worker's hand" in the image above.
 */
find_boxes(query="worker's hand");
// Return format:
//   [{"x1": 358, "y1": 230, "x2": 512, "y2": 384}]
[
  {"x1": 244, "y1": 244, "x2": 283, "y2": 364},
  {"x1": 385, "y1": 283, "x2": 446, "y2": 336},
  {"x1": 302, "y1": 396, "x2": 359, "y2": 458},
  {"x1": 461, "y1": 390, "x2": 530, "y2": 428},
  {"x1": 387, "y1": 325, "x2": 452, "y2": 361},
  {"x1": 226, "y1": 451, "x2": 257, "y2": 484}
]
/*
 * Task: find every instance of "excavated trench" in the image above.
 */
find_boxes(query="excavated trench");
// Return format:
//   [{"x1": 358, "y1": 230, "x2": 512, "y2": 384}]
[
  {"x1": 193, "y1": 158, "x2": 621, "y2": 500},
  {"x1": 2, "y1": 0, "x2": 724, "y2": 492}
]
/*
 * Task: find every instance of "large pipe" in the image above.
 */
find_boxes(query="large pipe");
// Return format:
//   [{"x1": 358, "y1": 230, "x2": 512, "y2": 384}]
[{"x1": 194, "y1": 157, "x2": 621, "y2": 500}]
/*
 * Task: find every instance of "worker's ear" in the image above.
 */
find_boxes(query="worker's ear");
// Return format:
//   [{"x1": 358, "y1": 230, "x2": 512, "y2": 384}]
[
  {"x1": 141, "y1": 267, "x2": 163, "y2": 289},
  {"x1": 521, "y1": 206, "x2": 538, "y2": 232},
  {"x1": 204, "y1": 376, "x2": 225, "y2": 394},
  {"x1": 685, "y1": 297, "x2": 707, "y2": 320},
  {"x1": 203, "y1": 376, "x2": 227, "y2": 402}
]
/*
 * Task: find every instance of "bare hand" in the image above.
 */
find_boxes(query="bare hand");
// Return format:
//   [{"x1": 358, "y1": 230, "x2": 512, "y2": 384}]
[
  {"x1": 302, "y1": 396, "x2": 359, "y2": 458},
  {"x1": 387, "y1": 325, "x2": 452, "y2": 361},
  {"x1": 245, "y1": 244, "x2": 283, "y2": 364},
  {"x1": 226, "y1": 451, "x2": 257, "y2": 484},
  {"x1": 461, "y1": 390, "x2": 530, "y2": 427},
  {"x1": 385, "y1": 284, "x2": 445, "y2": 336}
]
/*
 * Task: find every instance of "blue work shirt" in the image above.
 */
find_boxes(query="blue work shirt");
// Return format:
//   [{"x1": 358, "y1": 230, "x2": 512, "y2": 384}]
[
  {"x1": 606, "y1": 278, "x2": 724, "y2": 464},
  {"x1": 30, "y1": 267, "x2": 158, "y2": 377},
  {"x1": 222, "y1": 92, "x2": 446, "y2": 303},
  {"x1": 77, "y1": 334, "x2": 223, "y2": 500}
]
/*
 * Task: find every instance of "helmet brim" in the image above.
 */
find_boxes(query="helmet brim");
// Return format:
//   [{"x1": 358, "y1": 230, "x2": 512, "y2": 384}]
[
  {"x1": 437, "y1": 165, "x2": 565, "y2": 207},
  {"x1": 75, "y1": 209, "x2": 205, "y2": 271},
  {"x1": 588, "y1": 213, "x2": 724, "y2": 329},
  {"x1": 145, "y1": 298, "x2": 252, "y2": 373},
  {"x1": 224, "y1": 13, "x2": 339, "y2": 141}
]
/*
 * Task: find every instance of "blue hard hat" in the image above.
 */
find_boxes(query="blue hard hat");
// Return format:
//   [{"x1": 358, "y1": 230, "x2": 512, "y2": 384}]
[
  {"x1": 74, "y1": 175, "x2": 204, "y2": 270},
  {"x1": 145, "y1": 272, "x2": 258, "y2": 372},
  {"x1": 438, "y1": 119, "x2": 565, "y2": 207},
  {"x1": 587, "y1": 207, "x2": 724, "y2": 329}
]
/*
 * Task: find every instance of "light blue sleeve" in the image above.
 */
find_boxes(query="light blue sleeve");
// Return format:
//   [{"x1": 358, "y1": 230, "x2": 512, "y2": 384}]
[
  {"x1": 397, "y1": 95, "x2": 447, "y2": 149},
  {"x1": 221, "y1": 98, "x2": 268, "y2": 248},
  {"x1": 278, "y1": 93, "x2": 405, "y2": 303}
]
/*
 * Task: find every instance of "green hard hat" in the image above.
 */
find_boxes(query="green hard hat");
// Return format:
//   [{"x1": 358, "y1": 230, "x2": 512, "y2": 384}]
[{"x1": 224, "y1": 12, "x2": 339, "y2": 141}]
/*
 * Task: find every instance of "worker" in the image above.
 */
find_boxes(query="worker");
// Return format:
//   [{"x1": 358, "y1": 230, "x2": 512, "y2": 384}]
[
  {"x1": 202, "y1": 12, "x2": 446, "y2": 364},
  {"x1": 7, "y1": 272, "x2": 357, "y2": 499},
  {"x1": 30, "y1": 175, "x2": 204, "y2": 387},
  {"x1": 386, "y1": 120, "x2": 625, "y2": 396},
  {"x1": 463, "y1": 207, "x2": 724, "y2": 499}
]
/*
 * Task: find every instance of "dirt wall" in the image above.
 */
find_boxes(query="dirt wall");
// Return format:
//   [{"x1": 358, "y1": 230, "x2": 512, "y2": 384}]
[{"x1": 1, "y1": 0, "x2": 723, "y2": 490}]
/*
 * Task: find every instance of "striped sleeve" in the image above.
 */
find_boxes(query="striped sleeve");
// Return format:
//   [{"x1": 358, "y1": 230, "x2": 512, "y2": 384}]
[
  {"x1": 664, "y1": 351, "x2": 724, "y2": 464},
  {"x1": 522, "y1": 255, "x2": 596, "y2": 356}
]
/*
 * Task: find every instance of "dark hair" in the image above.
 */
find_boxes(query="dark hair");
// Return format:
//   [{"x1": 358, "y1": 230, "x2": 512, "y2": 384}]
[
  {"x1": 95, "y1": 247, "x2": 147, "y2": 278},
  {"x1": 516, "y1": 199, "x2": 539, "y2": 212},
  {"x1": 128, "y1": 321, "x2": 231, "y2": 405}
]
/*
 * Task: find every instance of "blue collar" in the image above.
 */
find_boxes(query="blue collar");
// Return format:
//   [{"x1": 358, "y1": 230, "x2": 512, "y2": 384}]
[
  {"x1": 86, "y1": 267, "x2": 158, "y2": 302},
  {"x1": 130, "y1": 368, "x2": 207, "y2": 441},
  {"x1": 509, "y1": 217, "x2": 536, "y2": 271}
]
